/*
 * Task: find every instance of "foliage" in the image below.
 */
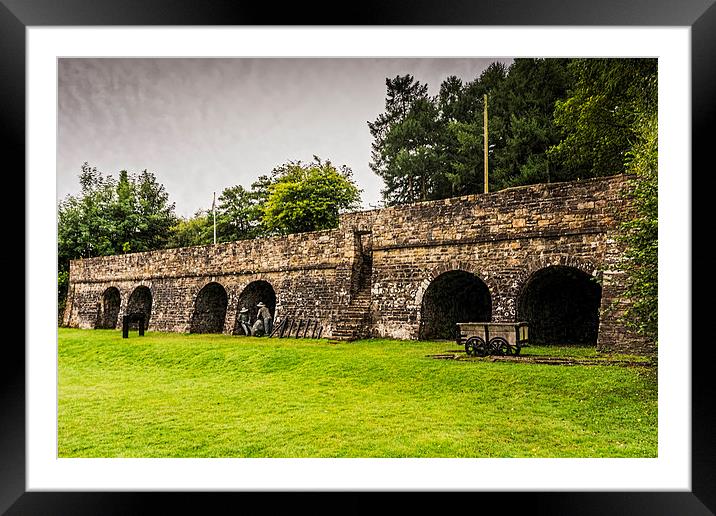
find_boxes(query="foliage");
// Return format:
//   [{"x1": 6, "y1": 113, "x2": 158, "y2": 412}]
[
  {"x1": 215, "y1": 185, "x2": 262, "y2": 242},
  {"x1": 58, "y1": 163, "x2": 178, "y2": 308},
  {"x1": 547, "y1": 58, "x2": 658, "y2": 179},
  {"x1": 261, "y1": 157, "x2": 362, "y2": 234},
  {"x1": 368, "y1": 60, "x2": 573, "y2": 204},
  {"x1": 58, "y1": 270, "x2": 69, "y2": 324},
  {"x1": 619, "y1": 111, "x2": 658, "y2": 341},
  {"x1": 58, "y1": 328, "x2": 657, "y2": 458},
  {"x1": 492, "y1": 58, "x2": 571, "y2": 187},
  {"x1": 368, "y1": 59, "x2": 659, "y2": 205},
  {"x1": 166, "y1": 211, "x2": 213, "y2": 248},
  {"x1": 368, "y1": 74, "x2": 443, "y2": 205},
  {"x1": 58, "y1": 163, "x2": 177, "y2": 259}
]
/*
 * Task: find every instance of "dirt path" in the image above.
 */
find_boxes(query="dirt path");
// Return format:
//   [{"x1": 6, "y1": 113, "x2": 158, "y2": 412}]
[{"x1": 427, "y1": 351, "x2": 653, "y2": 367}]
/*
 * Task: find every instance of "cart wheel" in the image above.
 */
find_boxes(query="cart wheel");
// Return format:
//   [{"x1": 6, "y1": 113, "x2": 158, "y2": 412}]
[
  {"x1": 490, "y1": 337, "x2": 511, "y2": 356},
  {"x1": 465, "y1": 336, "x2": 480, "y2": 356},
  {"x1": 514, "y1": 346, "x2": 521, "y2": 356},
  {"x1": 465, "y1": 337, "x2": 485, "y2": 357},
  {"x1": 486, "y1": 337, "x2": 499, "y2": 355},
  {"x1": 474, "y1": 337, "x2": 488, "y2": 357}
]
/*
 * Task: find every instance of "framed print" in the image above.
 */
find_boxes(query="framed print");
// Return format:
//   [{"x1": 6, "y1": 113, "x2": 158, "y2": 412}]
[{"x1": 6, "y1": 0, "x2": 715, "y2": 513}]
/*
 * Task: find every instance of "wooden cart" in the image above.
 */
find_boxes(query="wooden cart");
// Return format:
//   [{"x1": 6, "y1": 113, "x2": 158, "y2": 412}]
[{"x1": 456, "y1": 322, "x2": 529, "y2": 357}]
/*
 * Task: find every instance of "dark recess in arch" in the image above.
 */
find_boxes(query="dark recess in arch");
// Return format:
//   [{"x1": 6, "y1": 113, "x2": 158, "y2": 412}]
[
  {"x1": 518, "y1": 265, "x2": 602, "y2": 346},
  {"x1": 190, "y1": 282, "x2": 228, "y2": 334},
  {"x1": 419, "y1": 270, "x2": 492, "y2": 340},
  {"x1": 95, "y1": 287, "x2": 120, "y2": 329},
  {"x1": 126, "y1": 286, "x2": 153, "y2": 330},
  {"x1": 233, "y1": 280, "x2": 277, "y2": 334}
]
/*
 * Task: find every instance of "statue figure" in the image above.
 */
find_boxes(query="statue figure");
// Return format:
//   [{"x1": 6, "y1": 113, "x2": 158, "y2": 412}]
[
  {"x1": 238, "y1": 307, "x2": 251, "y2": 336},
  {"x1": 251, "y1": 318, "x2": 264, "y2": 336},
  {"x1": 255, "y1": 301, "x2": 273, "y2": 337}
]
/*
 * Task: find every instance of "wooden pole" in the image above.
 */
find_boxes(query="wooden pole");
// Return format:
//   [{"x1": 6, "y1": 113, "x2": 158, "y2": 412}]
[
  {"x1": 483, "y1": 93, "x2": 489, "y2": 193},
  {"x1": 212, "y1": 191, "x2": 217, "y2": 245}
]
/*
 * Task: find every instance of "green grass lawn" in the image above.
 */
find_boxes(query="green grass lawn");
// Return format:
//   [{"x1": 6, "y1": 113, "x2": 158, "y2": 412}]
[{"x1": 57, "y1": 328, "x2": 657, "y2": 458}]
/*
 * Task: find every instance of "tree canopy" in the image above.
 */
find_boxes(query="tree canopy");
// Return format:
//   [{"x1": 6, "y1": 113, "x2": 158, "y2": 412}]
[
  {"x1": 58, "y1": 163, "x2": 177, "y2": 264},
  {"x1": 58, "y1": 163, "x2": 178, "y2": 316},
  {"x1": 368, "y1": 58, "x2": 657, "y2": 204},
  {"x1": 547, "y1": 58, "x2": 658, "y2": 180},
  {"x1": 261, "y1": 157, "x2": 362, "y2": 235}
]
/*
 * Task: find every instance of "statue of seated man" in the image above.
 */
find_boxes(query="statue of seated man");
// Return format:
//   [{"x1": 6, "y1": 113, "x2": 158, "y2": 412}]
[
  {"x1": 238, "y1": 307, "x2": 251, "y2": 336},
  {"x1": 251, "y1": 318, "x2": 265, "y2": 337}
]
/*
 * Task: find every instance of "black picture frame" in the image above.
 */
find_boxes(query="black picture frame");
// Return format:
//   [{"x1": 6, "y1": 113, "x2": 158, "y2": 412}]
[{"x1": 6, "y1": 0, "x2": 714, "y2": 514}]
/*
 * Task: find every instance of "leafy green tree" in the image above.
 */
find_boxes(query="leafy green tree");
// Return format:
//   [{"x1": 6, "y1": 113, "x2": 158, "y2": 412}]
[
  {"x1": 132, "y1": 170, "x2": 178, "y2": 252},
  {"x1": 214, "y1": 184, "x2": 261, "y2": 242},
  {"x1": 369, "y1": 63, "x2": 519, "y2": 204},
  {"x1": 384, "y1": 97, "x2": 446, "y2": 203},
  {"x1": 262, "y1": 157, "x2": 362, "y2": 234},
  {"x1": 58, "y1": 163, "x2": 117, "y2": 263},
  {"x1": 166, "y1": 211, "x2": 213, "y2": 248},
  {"x1": 58, "y1": 163, "x2": 178, "y2": 313},
  {"x1": 547, "y1": 58, "x2": 657, "y2": 179}
]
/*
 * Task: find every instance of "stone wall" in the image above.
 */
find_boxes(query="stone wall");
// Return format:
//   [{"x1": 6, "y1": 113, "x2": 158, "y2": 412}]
[
  {"x1": 64, "y1": 228, "x2": 348, "y2": 335},
  {"x1": 63, "y1": 174, "x2": 653, "y2": 354}
]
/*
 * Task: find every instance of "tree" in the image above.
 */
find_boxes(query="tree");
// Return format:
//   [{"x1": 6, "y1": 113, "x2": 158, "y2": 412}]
[
  {"x1": 166, "y1": 211, "x2": 213, "y2": 248},
  {"x1": 261, "y1": 157, "x2": 362, "y2": 234},
  {"x1": 131, "y1": 170, "x2": 178, "y2": 252},
  {"x1": 367, "y1": 59, "x2": 660, "y2": 205},
  {"x1": 440, "y1": 62, "x2": 508, "y2": 195},
  {"x1": 369, "y1": 63, "x2": 520, "y2": 204},
  {"x1": 215, "y1": 185, "x2": 261, "y2": 242},
  {"x1": 58, "y1": 163, "x2": 117, "y2": 262},
  {"x1": 368, "y1": 75, "x2": 444, "y2": 205},
  {"x1": 491, "y1": 58, "x2": 570, "y2": 188},
  {"x1": 547, "y1": 58, "x2": 658, "y2": 180},
  {"x1": 58, "y1": 163, "x2": 178, "y2": 313}
]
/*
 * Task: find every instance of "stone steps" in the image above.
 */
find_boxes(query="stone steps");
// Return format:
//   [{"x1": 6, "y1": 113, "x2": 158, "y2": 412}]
[
  {"x1": 332, "y1": 279, "x2": 373, "y2": 340},
  {"x1": 332, "y1": 257, "x2": 373, "y2": 341}
]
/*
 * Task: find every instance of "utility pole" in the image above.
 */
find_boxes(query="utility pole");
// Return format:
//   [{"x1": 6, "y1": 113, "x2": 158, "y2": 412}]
[
  {"x1": 212, "y1": 191, "x2": 217, "y2": 245},
  {"x1": 483, "y1": 93, "x2": 489, "y2": 194}
]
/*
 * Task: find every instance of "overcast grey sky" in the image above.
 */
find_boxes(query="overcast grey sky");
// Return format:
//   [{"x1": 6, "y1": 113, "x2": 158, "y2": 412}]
[{"x1": 58, "y1": 58, "x2": 513, "y2": 218}]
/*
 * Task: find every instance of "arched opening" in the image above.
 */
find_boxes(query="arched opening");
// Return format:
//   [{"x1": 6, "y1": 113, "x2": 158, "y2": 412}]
[
  {"x1": 234, "y1": 280, "x2": 276, "y2": 335},
  {"x1": 190, "y1": 282, "x2": 228, "y2": 334},
  {"x1": 419, "y1": 270, "x2": 492, "y2": 340},
  {"x1": 518, "y1": 265, "x2": 602, "y2": 346},
  {"x1": 126, "y1": 286, "x2": 153, "y2": 329},
  {"x1": 95, "y1": 287, "x2": 121, "y2": 329}
]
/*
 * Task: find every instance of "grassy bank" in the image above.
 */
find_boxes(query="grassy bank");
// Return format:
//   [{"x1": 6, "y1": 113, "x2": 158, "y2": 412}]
[{"x1": 58, "y1": 328, "x2": 657, "y2": 458}]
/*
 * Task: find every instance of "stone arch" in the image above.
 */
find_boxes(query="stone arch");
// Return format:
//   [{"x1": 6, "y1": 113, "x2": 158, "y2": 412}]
[
  {"x1": 415, "y1": 261, "x2": 499, "y2": 310},
  {"x1": 520, "y1": 254, "x2": 601, "y2": 287},
  {"x1": 95, "y1": 286, "x2": 121, "y2": 329},
  {"x1": 126, "y1": 285, "x2": 153, "y2": 328},
  {"x1": 233, "y1": 280, "x2": 277, "y2": 334},
  {"x1": 190, "y1": 281, "x2": 229, "y2": 334},
  {"x1": 418, "y1": 269, "x2": 493, "y2": 340},
  {"x1": 517, "y1": 265, "x2": 602, "y2": 346}
]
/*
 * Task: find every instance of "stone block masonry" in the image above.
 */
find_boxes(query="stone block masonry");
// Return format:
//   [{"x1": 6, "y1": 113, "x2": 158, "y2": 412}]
[{"x1": 63, "y1": 174, "x2": 654, "y2": 355}]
